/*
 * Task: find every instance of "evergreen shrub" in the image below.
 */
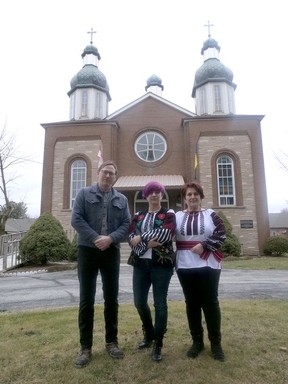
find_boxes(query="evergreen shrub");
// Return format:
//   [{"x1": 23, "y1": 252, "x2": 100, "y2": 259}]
[
  {"x1": 68, "y1": 235, "x2": 78, "y2": 261},
  {"x1": 217, "y1": 211, "x2": 241, "y2": 257},
  {"x1": 19, "y1": 212, "x2": 71, "y2": 265},
  {"x1": 220, "y1": 234, "x2": 241, "y2": 257},
  {"x1": 263, "y1": 236, "x2": 288, "y2": 256}
]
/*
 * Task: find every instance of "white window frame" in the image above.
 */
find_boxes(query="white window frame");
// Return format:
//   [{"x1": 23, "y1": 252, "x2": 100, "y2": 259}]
[
  {"x1": 70, "y1": 160, "x2": 87, "y2": 208},
  {"x1": 135, "y1": 131, "x2": 167, "y2": 162},
  {"x1": 217, "y1": 155, "x2": 235, "y2": 206}
]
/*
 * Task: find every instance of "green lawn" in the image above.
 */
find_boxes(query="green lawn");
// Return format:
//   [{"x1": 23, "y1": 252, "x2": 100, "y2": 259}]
[
  {"x1": 1, "y1": 256, "x2": 287, "y2": 383},
  {"x1": 222, "y1": 255, "x2": 288, "y2": 270},
  {"x1": 1, "y1": 300, "x2": 287, "y2": 384}
]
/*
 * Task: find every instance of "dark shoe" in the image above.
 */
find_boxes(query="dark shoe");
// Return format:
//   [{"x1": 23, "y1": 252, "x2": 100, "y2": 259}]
[
  {"x1": 187, "y1": 340, "x2": 204, "y2": 358},
  {"x1": 138, "y1": 338, "x2": 154, "y2": 349},
  {"x1": 74, "y1": 348, "x2": 92, "y2": 368},
  {"x1": 138, "y1": 325, "x2": 154, "y2": 349},
  {"x1": 106, "y1": 342, "x2": 124, "y2": 359},
  {"x1": 211, "y1": 343, "x2": 225, "y2": 361},
  {"x1": 151, "y1": 342, "x2": 162, "y2": 362}
]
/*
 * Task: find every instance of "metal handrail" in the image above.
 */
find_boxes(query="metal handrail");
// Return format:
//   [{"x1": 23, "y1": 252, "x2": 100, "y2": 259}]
[{"x1": 0, "y1": 232, "x2": 27, "y2": 272}]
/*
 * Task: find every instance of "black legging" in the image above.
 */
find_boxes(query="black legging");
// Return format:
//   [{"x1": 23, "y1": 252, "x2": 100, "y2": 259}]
[{"x1": 177, "y1": 267, "x2": 222, "y2": 343}]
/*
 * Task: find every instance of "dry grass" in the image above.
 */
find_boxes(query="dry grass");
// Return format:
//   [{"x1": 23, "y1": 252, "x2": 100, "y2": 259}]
[
  {"x1": 0, "y1": 300, "x2": 287, "y2": 384},
  {"x1": 222, "y1": 256, "x2": 288, "y2": 270}
]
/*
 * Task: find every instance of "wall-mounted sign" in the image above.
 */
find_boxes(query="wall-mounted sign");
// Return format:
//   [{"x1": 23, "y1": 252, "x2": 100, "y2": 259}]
[{"x1": 240, "y1": 220, "x2": 253, "y2": 229}]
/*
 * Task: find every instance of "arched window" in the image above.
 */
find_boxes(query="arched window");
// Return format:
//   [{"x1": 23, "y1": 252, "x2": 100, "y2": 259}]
[
  {"x1": 217, "y1": 155, "x2": 235, "y2": 206},
  {"x1": 70, "y1": 159, "x2": 87, "y2": 208}
]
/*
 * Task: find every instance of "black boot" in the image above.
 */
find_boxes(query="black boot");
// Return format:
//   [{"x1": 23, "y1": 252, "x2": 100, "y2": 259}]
[
  {"x1": 151, "y1": 334, "x2": 163, "y2": 362},
  {"x1": 138, "y1": 325, "x2": 154, "y2": 349},
  {"x1": 211, "y1": 342, "x2": 225, "y2": 361},
  {"x1": 186, "y1": 334, "x2": 204, "y2": 358},
  {"x1": 204, "y1": 302, "x2": 224, "y2": 361}
]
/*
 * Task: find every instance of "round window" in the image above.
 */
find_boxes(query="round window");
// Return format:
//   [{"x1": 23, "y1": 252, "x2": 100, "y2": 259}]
[{"x1": 134, "y1": 132, "x2": 167, "y2": 162}]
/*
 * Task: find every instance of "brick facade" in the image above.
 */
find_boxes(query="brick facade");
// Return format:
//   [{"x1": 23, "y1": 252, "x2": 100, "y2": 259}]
[{"x1": 41, "y1": 96, "x2": 269, "y2": 255}]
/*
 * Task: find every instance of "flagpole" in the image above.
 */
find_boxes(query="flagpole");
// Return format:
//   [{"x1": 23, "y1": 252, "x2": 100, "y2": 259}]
[
  {"x1": 194, "y1": 148, "x2": 198, "y2": 180},
  {"x1": 97, "y1": 146, "x2": 103, "y2": 168}
]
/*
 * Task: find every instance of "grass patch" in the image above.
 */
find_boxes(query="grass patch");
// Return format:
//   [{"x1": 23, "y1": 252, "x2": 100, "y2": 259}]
[
  {"x1": 222, "y1": 256, "x2": 288, "y2": 270},
  {"x1": 0, "y1": 301, "x2": 287, "y2": 384}
]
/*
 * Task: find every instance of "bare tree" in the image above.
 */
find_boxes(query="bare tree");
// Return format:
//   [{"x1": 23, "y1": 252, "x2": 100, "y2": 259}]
[
  {"x1": 0, "y1": 126, "x2": 32, "y2": 234},
  {"x1": 274, "y1": 150, "x2": 288, "y2": 208},
  {"x1": 275, "y1": 150, "x2": 288, "y2": 173}
]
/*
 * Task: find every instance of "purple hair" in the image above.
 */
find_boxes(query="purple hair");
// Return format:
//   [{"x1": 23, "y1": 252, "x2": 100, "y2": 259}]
[{"x1": 142, "y1": 181, "x2": 165, "y2": 199}]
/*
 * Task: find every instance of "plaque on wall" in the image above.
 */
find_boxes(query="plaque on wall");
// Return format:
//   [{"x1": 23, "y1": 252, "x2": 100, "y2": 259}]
[{"x1": 240, "y1": 220, "x2": 253, "y2": 229}]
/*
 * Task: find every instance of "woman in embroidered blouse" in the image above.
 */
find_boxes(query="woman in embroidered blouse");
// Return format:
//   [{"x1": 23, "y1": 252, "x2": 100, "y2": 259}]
[
  {"x1": 175, "y1": 182, "x2": 226, "y2": 361},
  {"x1": 128, "y1": 181, "x2": 176, "y2": 362}
]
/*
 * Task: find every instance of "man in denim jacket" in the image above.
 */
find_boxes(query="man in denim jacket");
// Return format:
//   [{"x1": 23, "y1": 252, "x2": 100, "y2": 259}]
[{"x1": 72, "y1": 160, "x2": 130, "y2": 368}]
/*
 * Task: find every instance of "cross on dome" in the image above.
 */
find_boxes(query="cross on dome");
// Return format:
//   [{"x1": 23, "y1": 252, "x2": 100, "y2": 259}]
[
  {"x1": 204, "y1": 20, "x2": 214, "y2": 37},
  {"x1": 87, "y1": 27, "x2": 97, "y2": 44}
]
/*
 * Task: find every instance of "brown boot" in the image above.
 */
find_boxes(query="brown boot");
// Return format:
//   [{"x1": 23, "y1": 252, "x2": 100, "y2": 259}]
[
  {"x1": 105, "y1": 342, "x2": 124, "y2": 359},
  {"x1": 74, "y1": 348, "x2": 92, "y2": 368}
]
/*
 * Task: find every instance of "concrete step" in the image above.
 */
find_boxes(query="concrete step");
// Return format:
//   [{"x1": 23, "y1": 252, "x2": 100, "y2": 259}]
[{"x1": 120, "y1": 242, "x2": 131, "y2": 264}]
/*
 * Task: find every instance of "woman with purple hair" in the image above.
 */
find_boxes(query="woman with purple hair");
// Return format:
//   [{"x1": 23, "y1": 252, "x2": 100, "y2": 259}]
[{"x1": 128, "y1": 181, "x2": 176, "y2": 362}]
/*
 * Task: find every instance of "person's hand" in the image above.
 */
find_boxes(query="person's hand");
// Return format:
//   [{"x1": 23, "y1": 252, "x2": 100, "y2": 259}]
[
  {"x1": 191, "y1": 243, "x2": 204, "y2": 255},
  {"x1": 147, "y1": 237, "x2": 162, "y2": 248},
  {"x1": 130, "y1": 235, "x2": 141, "y2": 246},
  {"x1": 94, "y1": 236, "x2": 113, "y2": 251}
]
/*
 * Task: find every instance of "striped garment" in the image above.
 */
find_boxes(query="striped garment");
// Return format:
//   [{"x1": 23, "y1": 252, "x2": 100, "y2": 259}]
[{"x1": 128, "y1": 208, "x2": 175, "y2": 257}]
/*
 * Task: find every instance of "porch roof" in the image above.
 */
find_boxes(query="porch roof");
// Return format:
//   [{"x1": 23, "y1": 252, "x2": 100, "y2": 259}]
[{"x1": 114, "y1": 175, "x2": 185, "y2": 190}]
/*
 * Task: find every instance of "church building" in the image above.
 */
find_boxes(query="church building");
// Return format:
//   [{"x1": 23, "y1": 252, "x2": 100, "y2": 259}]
[{"x1": 40, "y1": 30, "x2": 270, "y2": 256}]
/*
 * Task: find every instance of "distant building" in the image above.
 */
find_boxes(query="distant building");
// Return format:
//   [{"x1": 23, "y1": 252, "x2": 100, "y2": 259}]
[
  {"x1": 5, "y1": 218, "x2": 36, "y2": 234},
  {"x1": 40, "y1": 30, "x2": 270, "y2": 256},
  {"x1": 269, "y1": 213, "x2": 288, "y2": 237}
]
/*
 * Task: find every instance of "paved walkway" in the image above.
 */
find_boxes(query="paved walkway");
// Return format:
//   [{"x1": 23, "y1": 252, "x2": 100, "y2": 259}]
[{"x1": 0, "y1": 266, "x2": 287, "y2": 312}]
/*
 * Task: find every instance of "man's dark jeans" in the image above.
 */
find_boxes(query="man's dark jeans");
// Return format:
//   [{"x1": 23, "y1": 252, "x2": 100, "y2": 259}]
[
  {"x1": 77, "y1": 245, "x2": 120, "y2": 349},
  {"x1": 133, "y1": 259, "x2": 173, "y2": 335}
]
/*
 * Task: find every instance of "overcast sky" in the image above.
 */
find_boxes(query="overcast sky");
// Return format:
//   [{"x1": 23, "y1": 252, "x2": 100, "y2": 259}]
[{"x1": 0, "y1": 0, "x2": 287, "y2": 217}]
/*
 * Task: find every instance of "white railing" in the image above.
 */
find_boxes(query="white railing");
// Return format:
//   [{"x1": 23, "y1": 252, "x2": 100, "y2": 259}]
[
  {"x1": 0, "y1": 232, "x2": 27, "y2": 272},
  {"x1": 0, "y1": 232, "x2": 130, "y2": 272}
]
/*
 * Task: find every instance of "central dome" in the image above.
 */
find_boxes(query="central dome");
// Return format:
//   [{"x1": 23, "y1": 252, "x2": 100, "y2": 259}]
[
  {"x1": 194, "y1": 58, "x2": 234, "y2": 87},
  {"x1": 69, "y1": 65, "x2": 111, "y2": 100},
  {"x1": 70, "y1": 65, "x2": 107, "y2": 89}
]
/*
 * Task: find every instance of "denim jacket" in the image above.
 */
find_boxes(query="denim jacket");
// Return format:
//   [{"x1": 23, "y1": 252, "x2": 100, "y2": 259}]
[{"x1": 71, "y1": 184, "x2": 131, "y2": 248}]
